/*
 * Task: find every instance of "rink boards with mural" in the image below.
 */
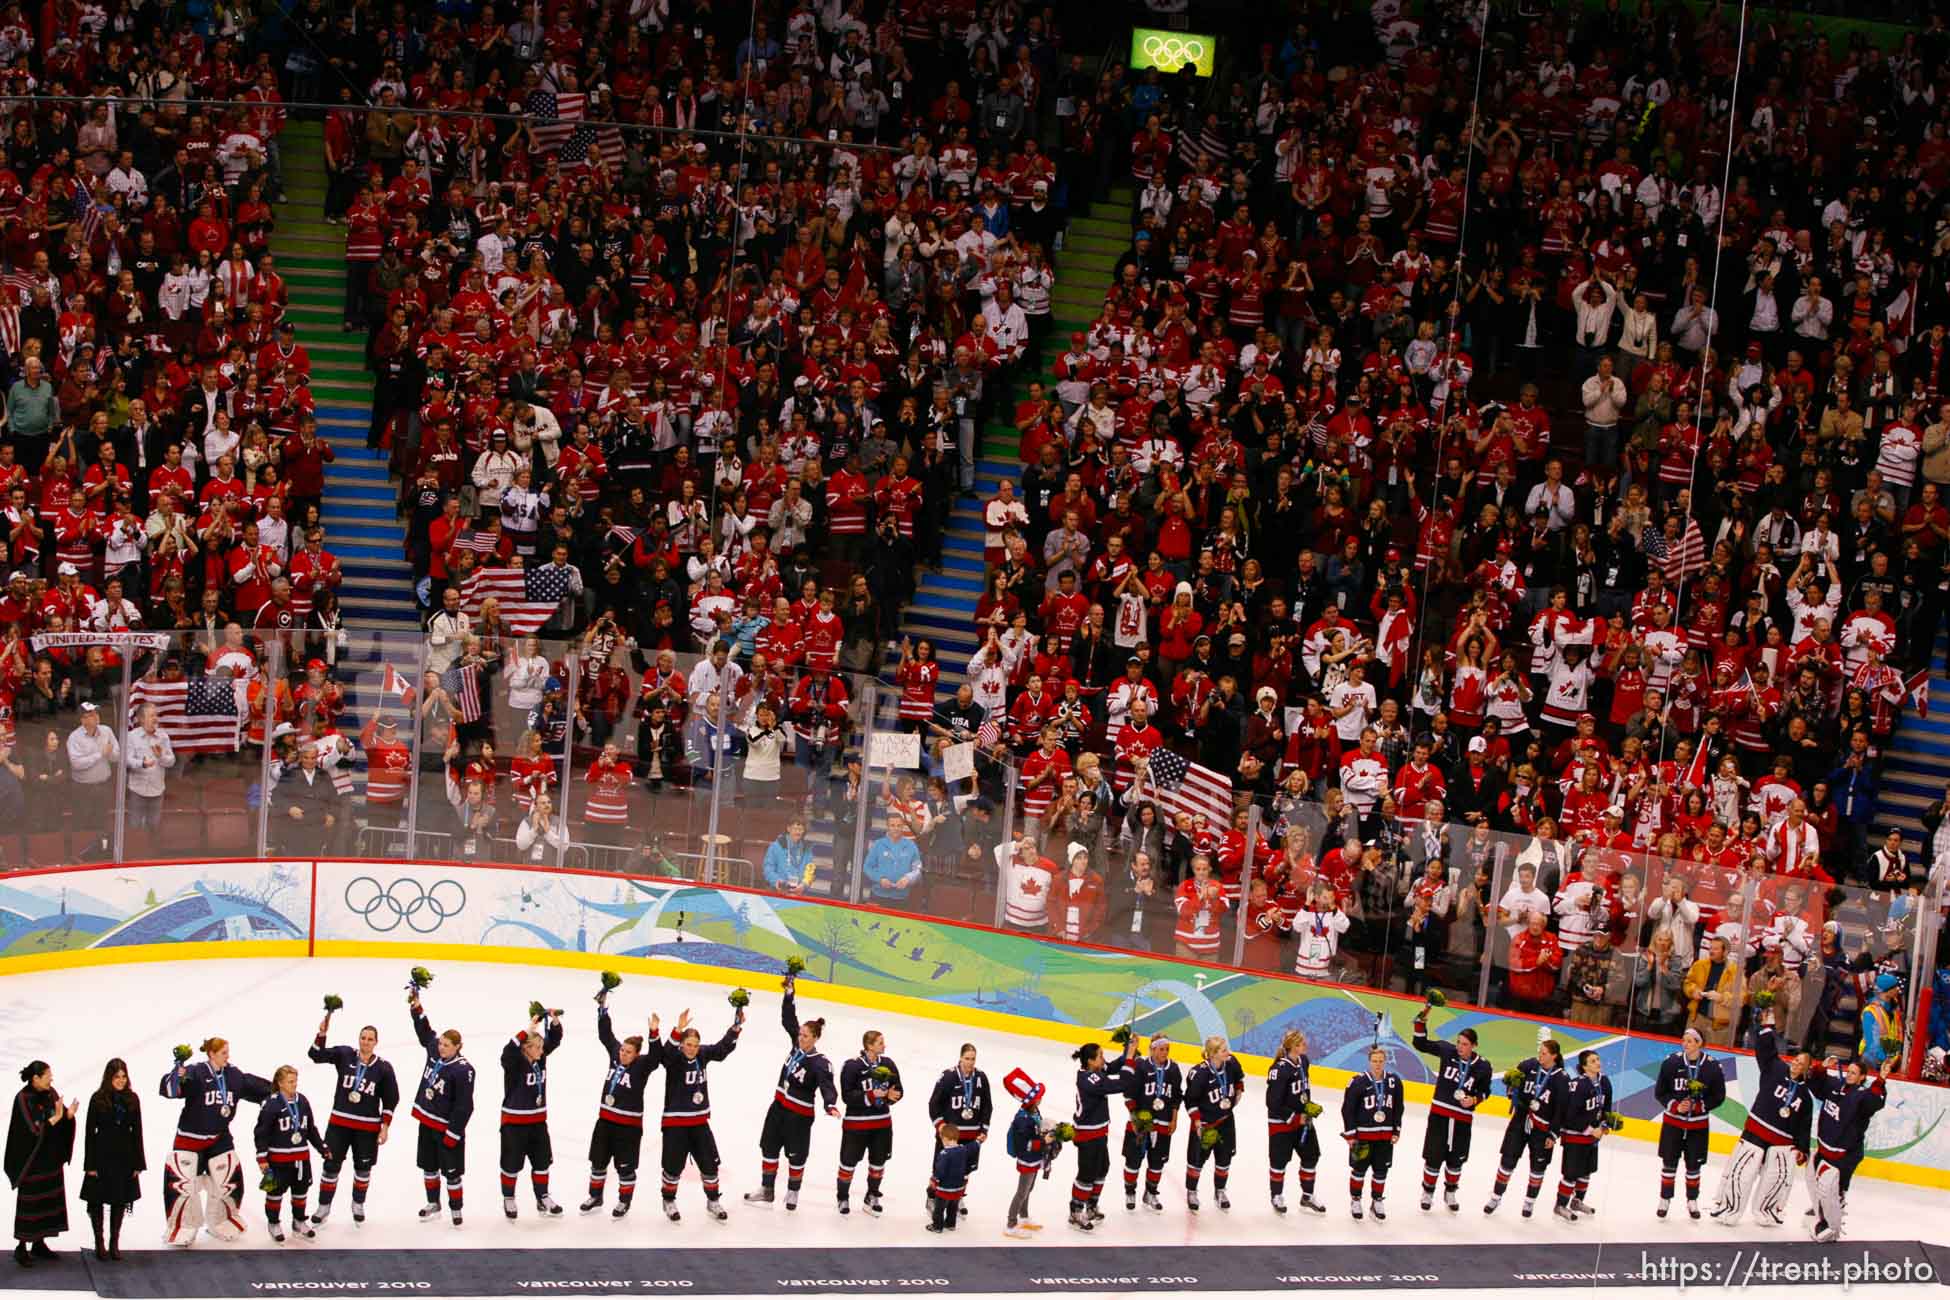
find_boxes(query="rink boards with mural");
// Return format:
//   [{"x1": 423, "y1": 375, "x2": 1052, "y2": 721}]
[{"x1": 1, "y1": 857, "x2": 1945, "y2": 1185}]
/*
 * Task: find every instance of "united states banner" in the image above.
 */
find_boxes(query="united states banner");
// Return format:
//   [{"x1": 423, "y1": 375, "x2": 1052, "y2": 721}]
[
  {"x1": 526, "y1": 86, "x2": 622, "y2": 168},
  {"x1": 1144, "y1": 747, "x2": 1235, "y2": 830},
  {"x1": 442, "y1": 664, "x2": 483, "y2": 725},
  {"x1": 128, "y1": 676, "x2": 247, "y2": 754},
  {"x1": 459, "y1": 566, "x2": 574, "y2": 633}
]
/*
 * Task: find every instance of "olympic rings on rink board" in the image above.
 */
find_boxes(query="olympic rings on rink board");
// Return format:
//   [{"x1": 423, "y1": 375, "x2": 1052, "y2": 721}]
[{"x1": 343, "y1": 876, "x2": 469, "y2": 934}]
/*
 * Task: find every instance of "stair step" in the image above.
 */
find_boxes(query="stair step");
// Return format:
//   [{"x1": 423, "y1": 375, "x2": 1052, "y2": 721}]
[{"x1": 328, "y1": 462, "x2": 393, "y2": 482}]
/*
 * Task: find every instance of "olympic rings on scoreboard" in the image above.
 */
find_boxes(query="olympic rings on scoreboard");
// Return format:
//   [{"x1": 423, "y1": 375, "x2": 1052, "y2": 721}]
[
  {"x1": 344, "y1": 875, "x2": 469, "y2": 934},
  {"x1": 1140, "y1": 33, "x2": 1206, "y2": 68}
]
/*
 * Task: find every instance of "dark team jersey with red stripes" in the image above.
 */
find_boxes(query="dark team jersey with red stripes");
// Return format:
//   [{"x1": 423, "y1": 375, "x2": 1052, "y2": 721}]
[
  {"x1": 159, "y1": 1061, "x2": 275, "y2": 1154},
  {"x1": 409, "y1": 1005, "x2": 476, "y2": 1141},
  {"x1": 1739, "y1": 1028, "x2": 1814, "y2": 1149},
  {"x1": 594, "y1": 1006, "x2": 660, "y2": 1127},
  {"x1": 1502, "y1": 1058, "x2": 1569, "y2": 1138},
  {"x1": 840, "y1": 1053, "x2": 904, "y2": 1131},
  {"x1": 305, "y1": 1038, "x2": 401, "y2": 1134},
  {"x1": 927, "y1": 1066, "x2": 994, "y2": 1137},
  {"x1": 1341, "y1": 1071, "x2": 1405, "y2": 1142},
  {"x1": 1557, "y1": 1073, "x2": 1614, "y2": 1145},
  {"x1": 771, "y1": 992, "x2": 836, "y2": 1118},
  {"x1": 1125, "y1": 1057, "x2": 1183, "y2": 1132},
  {"x1": 253, "y1": 1091, "x2": 328, "y2": 1164},
  {"x1": 1182, "y1": 1056, "x2": 1245, "y2": 1133},
  {"x1": 1266, "y1": 1055, "x2": 1315, "y2": 1133},
  {"x1": 1411, "y1": 1028, "x2": 1493, "y2": 1123},
  {"x1": 1810, "y1": 1069, "x2": 1885, "y2": 1163},
  {"x1": 499, "y1": 1016, "x2": 564, "y2": 1125},
  {"x1": 1653, "y1": 1050, "x2": 1727, "y2": 1132},
  {"x1": 655, "y1": 1024, "x2": 741, "y2": 1128}
]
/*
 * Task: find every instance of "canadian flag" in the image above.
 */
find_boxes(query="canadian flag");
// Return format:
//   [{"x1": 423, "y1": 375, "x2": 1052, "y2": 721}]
[
  {"x1": 1680, "y1": 739, "x2": 1709, "y2": 791},
  {"x1": 380, "y1": 662, "x2": 416, "y2": 710},
  {"x1": 1907, "y1": 669, "x2": 1931, "y2": 720}
]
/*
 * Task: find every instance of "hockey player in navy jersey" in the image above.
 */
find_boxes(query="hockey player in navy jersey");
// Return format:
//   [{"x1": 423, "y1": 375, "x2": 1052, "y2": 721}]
[
  {"x1": 1652, "y1": 1027, "x2": 1726, "y2": 1220},
  {"x1": 837, "y1": 1030, "x2": 903, "y2": 1217},
  {"x1": 1711, "y1": 1013, "x2": 1814, "y2": 1226},
  {"x1": 1121, "y1": 1033, "x2": 1181, "y2": 1211},
  {"x1": 1183, "y1": 1035, "x2": 1246, "y2": 1214},
  {"x1": 926, "y1": 1044, "x2": 992, "y2": 1220},
  {"x1": 498, "y1": 1008, "x2": 565, "y2": 1220},
  {"x1": 1484, "y1": 1036, "x2": 1569, "y2": 1218},
  {"x1": 1553, "y1": 1049, "x2": 1614, "y2": 1221},
  {"x1": 159, "y1": 1036, "x2": 275, "y2": 1247},
  {"x1": 654, "y1": 1007, "x2": 743, "y2": 1222},
  {"x1": 1410, "y1": 1006, "x2": 1491, "y2": 1212},
  {"x1": 748, "y1": 977, "x2": 838, "y2": 1211},
  {"x1": 306, "y1": 1007, "x2": 400, "y2": 1227},
  {"x1": 1067, "y1": 1037, "x2": 1133, "y2": 1228},
  {"x1": 1341, "y1": 1044, "x2": 1404, "y2": 1220},
  {"x1": 1806, "y1": 1055, "x2": 1888, "y2": 1241},
  {"x1": 1266, "y1": 1029, "x2": 1327, "y2": 1214},
  {"x1": 252, "y1": 1066, "x2": 328, "y2": 1242},
  {"x1": 582, "y1": 995, "x2": 660, "y2": 1218},
  {"x1": 408, "y1": 987, "x2": 476, "y2": 1226}
]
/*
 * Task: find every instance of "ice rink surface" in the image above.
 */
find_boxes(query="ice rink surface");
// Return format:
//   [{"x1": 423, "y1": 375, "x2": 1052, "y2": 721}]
[{"x1": 1, "y1": 957, "x2": 1945, "y2": 1300}]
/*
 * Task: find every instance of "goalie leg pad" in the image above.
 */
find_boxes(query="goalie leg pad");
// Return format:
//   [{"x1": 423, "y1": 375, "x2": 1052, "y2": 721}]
[
  {"x1": 163, "y1": 1150, "x2": 206, "y2": 1244},
  {"x1": 1813, "y1": 1160, "x2": 1845, "y2": 1237},
  {"x1": 202, "y1": 1150, "x2": 248, "y2": 1240},
  {"x1": 1754, "y1": 1146, "x2": 1796, "y2": 1217}
]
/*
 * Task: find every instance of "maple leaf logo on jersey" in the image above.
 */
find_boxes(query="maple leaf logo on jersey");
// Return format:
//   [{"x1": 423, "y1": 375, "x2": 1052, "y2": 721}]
[{"x1": 1019, "y1": 876, "x2": 1043, "y2": 896}]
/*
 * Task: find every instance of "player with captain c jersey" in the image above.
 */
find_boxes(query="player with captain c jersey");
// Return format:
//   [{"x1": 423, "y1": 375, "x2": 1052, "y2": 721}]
[
  {"x1": 1341, "y1": 1045, "x2": 1404, "y2": 1220},
  {"x1": 306, "y1": 1005, "x2": 400, "y2": 1227},
  {"x1": 1653, "y1": 1027, "x2": 1726, "y2": 1220}
]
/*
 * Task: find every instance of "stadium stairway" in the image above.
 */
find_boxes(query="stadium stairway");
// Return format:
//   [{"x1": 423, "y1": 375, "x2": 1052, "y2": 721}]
[
  {"x1": 896, "y1": 185, "x2": 1133, "y2": 691},
  {"x1": 1873, "y1": 630, "x2": 1950, "y2": 846},
  {"x1": 271, "y1": 120, "x2": 420, "y2": 638}
]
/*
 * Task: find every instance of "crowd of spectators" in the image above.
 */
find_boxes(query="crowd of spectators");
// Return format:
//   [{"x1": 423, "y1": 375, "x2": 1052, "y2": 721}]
[
  {"x1": 861, "y1": 0, "x2": 1950, "y2": 1069},
  {"x1": 0, "y1": 0, "x2": 1948, "y2": 1069}
]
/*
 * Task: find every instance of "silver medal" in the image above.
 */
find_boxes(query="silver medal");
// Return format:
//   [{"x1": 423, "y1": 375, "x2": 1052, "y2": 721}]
[
  {"x1": 605, "y1": 1094, "x2": 616, "y2": 1107},
  {"x1": 1372, "y1": 1109, "x2": 1384, "y2": 1122},
  {"x1": 961, "y1": 1107, "x2": 974, "y2": 1120},
  {"x1": 693, "y1": 1090, "x2": 704, "y2": 1105}
]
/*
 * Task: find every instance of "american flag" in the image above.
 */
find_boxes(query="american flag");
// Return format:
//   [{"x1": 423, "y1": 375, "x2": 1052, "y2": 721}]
[
  {"x1": 975, "y1": 717, "x2": 1001, "y2": 748},
  {"x1": 453, "y1": 529, "x2": 502, "y2": 555},
  {"x1": 527, "y1": 87, "x2": 623, "y2": 168},
  {"x1": 442, "y1": 663, "x2": 483, "y2": 725},
  {"x1": 128, "y1": 676, "x2": 247, "y2": 754},
  {"x1": 459, "y1": 565, "x2": 575, "y2": 633},
  {"x1": 1644, "y1": 517, "x2": 1705, "y2": 582},
  {"x1": 1143, "y1": 748, "x2": 1235, "y2": 830}
]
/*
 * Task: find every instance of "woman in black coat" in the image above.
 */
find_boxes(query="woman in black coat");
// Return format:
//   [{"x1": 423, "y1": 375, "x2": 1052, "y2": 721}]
[
  {"x1": 5, "y1": 1061, "x2": 76, "y2": 1267},
  {"x1": 79, "y1": 1059, "x2": 143, "y2": 1261}
]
